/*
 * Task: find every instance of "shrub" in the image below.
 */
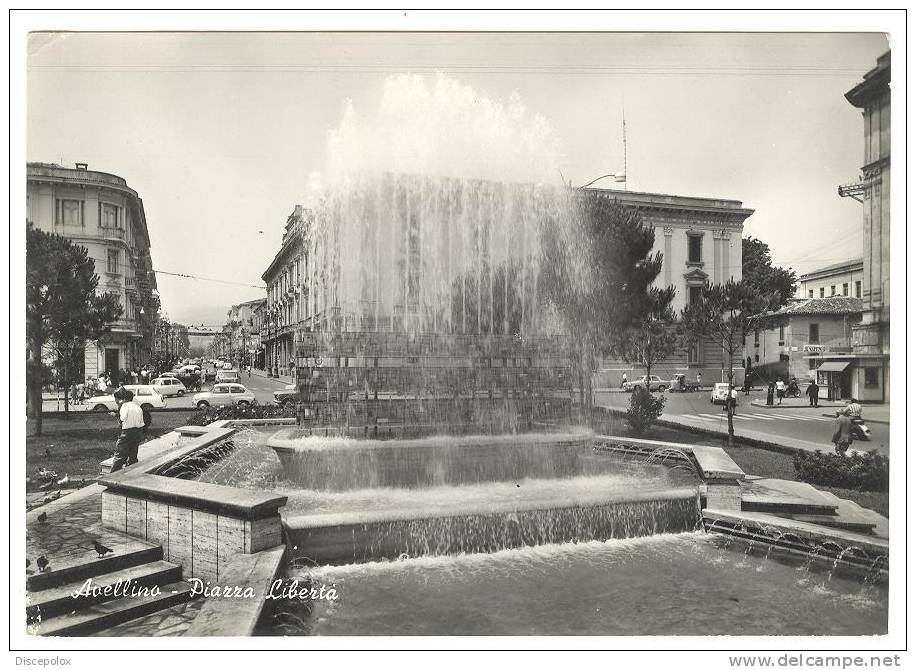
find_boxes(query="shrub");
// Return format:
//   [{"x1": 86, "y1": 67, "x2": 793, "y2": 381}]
[
  {"x1": 186, "y1": 403, "x2": 296, "y2": 426},
  {"x1": 626, "y1": 385, "x2": 666, "y2": 435},
  {"x1": 793, "y1": 449, "x2": 889, "y2": 492}
]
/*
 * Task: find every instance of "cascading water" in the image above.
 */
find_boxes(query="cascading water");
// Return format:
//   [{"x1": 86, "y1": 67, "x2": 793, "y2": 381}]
[{"x1": 302, "y1": 73, "x2": 582, "y2": 336}]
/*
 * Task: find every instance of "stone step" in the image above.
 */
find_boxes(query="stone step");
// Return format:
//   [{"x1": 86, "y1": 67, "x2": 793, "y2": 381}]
[
  {"x1": 789, "y1": 513, "x2": 877, "y2": 534},
  {"x1": 740, "y1": 478, "x2": 839, "y2": 515},
  {"x1": 32, "y1": 581, "x2": 195, "y2": 637},
  {"x1": 27, "y1": 539, "x2": 163, "y2": 592},
  {"x1": 27, "y1": 560, "x2": 181, "y2": 619}
]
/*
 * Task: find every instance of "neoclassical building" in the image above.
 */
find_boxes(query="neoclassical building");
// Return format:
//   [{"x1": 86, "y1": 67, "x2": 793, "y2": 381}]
[
  {"x1": 27, "y1": 162, "x2": 159, "y2": 384},
  {"x1": 261, "y1": 205, "x2": 309, "y2": 377},
  {"x1": 587, "y1": 188, "x2": 754, "y2": 385}
]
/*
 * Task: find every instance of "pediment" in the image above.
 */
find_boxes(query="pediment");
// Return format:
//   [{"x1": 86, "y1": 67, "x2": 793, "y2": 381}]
[{"x1": 683, "y1": 268, "x2": 709, "y2": 282}]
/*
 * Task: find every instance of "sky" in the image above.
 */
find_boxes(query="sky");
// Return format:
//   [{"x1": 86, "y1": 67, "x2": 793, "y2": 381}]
[{"x1": 26, "y1": 31, "x2": 889, "y2": 326}]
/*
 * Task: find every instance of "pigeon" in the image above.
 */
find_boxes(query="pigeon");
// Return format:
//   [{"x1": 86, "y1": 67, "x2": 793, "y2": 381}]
[
  {"x1": 37, "y1": 467, "x2": 58, "y2": 480},
  {"x1": 57, "y1": 474, "x2": 69, "y2": 486},
  {"x1": 37, "y1": 512, "x2": 47, "y2": 525},
  {"x1": 36, "y1": 555, "x2": 49, "y2": 572},
  {"x1": 93, "y1": 540, "x2": 114, "y2": 558}
]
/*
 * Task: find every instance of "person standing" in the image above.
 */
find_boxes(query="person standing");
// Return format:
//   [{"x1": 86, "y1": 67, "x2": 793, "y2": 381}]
[
  {"x1": 766, "y1": 381, "x2": 775, "y2": 406},
  {"x1": 620, "y1": 372, "x2": 628, "y2": 389},
  {"x1": 111, "y1": 387, "x2": 145, "y2": 472},
  {"x1": 728, "y1": 387, "x2": 739, "y2": 415},
  {"x1": 832, "y1": 408, "x2": 853, "y2": 455},
  {"x1": 696, "y1": 371, "x2": 702, "y2": 388},
  {"x1": 806, "y1": 379, "x2": 820, "y2": 407},
  {"x1": 775, "y1": 378, "x2": 786, "y2": 405}
]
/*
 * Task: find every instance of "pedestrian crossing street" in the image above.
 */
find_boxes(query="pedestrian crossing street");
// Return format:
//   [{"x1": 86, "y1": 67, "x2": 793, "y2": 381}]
[{"x1": 681, "y1": 411, "x2": 836, "y2": 424}]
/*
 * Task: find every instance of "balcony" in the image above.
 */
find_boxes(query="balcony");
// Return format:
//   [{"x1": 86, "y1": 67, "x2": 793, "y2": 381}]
[{"x1": 99, "y1": 226, "x2": 126, "y2": 242}]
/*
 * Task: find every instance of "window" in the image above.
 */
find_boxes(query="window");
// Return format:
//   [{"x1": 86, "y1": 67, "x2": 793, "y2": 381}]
[
  {"x1": 55, "y1": 199, "x2": 83, "y2": 226},
  {"x1": 864, "y1": 368, "x2": 879, "y2": 387},
  {"x1": 855, "y1": 280, "x2": 862, "y2": 298},
  {"x1": 106, "y1": 249, "x2": 119, "y2": 274},
  {"x1": 842, "y1": 283, "x2": 849, "y2": 296},
  {"x1": 100, "y1": 203, "x2": 121, "y2": 228},
  {"x1": 689, "y1": 286, "x2": 702, "y2": 305},
  {"x1": 687, "y1": 340, "x2": 701, "y2": 364},
  {"x1": 808, "y1": 289, "x2": 814, "y2": 298},
  {"x1": 809, "y1": 323, "x2": 820, "y2": 344},
  {"x1": 754, "y1": 329, "x2": 760, "y2": 347},
  {"x1": 819, "y1": 287, "x2": 825, "y2": 298},
  {"x1": 831, "y1": 285, "x2": 836, "y2": 296},
  {"x1": 809, "y1": 358, "x2": 819, "y2": 370},
  {"x1": 778, "y1": 325, "x2": 785, "y2": 346},
  {"x1": 688, "y1": 235, "x2": 702, "y2": 263}
]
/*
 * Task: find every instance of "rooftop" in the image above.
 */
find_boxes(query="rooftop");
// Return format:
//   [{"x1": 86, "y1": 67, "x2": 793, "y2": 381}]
[
  {"x1": 799, "y1": 257, "x2": 863, "y2": 280},
  {"x1": 759, "y1": 296, "x2": 862, "y2": 320}
]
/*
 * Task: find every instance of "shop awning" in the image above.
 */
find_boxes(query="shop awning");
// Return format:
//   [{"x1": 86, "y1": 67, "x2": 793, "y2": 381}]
[{"x1": 817, "y1": 361, "x2": 851, "y2": 373}]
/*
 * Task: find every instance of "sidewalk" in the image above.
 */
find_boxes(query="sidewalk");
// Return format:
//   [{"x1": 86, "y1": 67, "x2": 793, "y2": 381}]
[
  {"x1": 594, "y1": 402, "x2": 865, "y2": 456},
  {"x1": 249, "y1": 367, "x2": 294, "y2": 383}
]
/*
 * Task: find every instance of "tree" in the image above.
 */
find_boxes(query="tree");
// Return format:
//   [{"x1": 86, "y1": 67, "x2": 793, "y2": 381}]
[
  {"x1": 539, "y1": 193, "x2": 668, "y2": 410},
  {"x1": 614, "y1": 286, "x2": 678, "y2": 382},
  {"x1": 742, "y1": 237, "x2": 797, "y2": 313},
  {"x1": 27, "y1": 226, "x2": 122, "y2": 435},
  {"x1": 680, "y1": 279, "x2": 770, "y2": 445}
]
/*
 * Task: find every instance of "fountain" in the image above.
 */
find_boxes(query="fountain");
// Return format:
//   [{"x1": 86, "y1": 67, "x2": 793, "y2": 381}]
[{"x1": 183, "y1": 75, "x2": 888, "y2": 635}]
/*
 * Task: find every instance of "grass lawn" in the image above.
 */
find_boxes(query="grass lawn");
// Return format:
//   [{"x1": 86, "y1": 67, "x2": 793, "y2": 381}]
[
  {"x1": 26, "y1": 411, "x2": 192, "y2": 491},
  {"x1": 596, "y1": 417, "x2": 889, "y2": 519}
]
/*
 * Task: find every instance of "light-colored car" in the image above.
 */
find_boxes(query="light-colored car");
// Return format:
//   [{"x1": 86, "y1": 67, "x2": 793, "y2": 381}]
[
  {"x1": 89, "y1": 385, "x2": 167, "y2": 412},
  {"x1": 221, "y1": 362, "x2": 233, "y2": 370},
  {"x1": 623, "y1": 375, "x2": 668, "y2": 392},
  {"x1": 710, "y1": 383, "x2": 730, "y2": 404},
  {"x1": 215, "y1": 369, "x2": 241, "y2": 384},
  {"x1": 150, "y1": 376, "x2": 187, "y2": 397},
  {"x1": 192, "y1": 383, "x2": 256, "y2": 409}
]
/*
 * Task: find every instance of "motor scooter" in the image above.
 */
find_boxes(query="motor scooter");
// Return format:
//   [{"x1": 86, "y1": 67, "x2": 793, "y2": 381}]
[{"x1": 850, "y1": 417, "x2": 871, "y2": 441}]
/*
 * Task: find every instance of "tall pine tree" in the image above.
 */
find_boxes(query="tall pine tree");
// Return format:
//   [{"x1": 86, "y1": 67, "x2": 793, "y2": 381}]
[{"x1": 539, "y1": 192, "x2": 671, "y2": 409}]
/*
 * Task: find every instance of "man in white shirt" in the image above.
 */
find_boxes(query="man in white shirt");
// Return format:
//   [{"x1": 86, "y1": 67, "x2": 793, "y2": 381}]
[{"x1": 111, "y1": 387, "x2": 145, "y2": 472}]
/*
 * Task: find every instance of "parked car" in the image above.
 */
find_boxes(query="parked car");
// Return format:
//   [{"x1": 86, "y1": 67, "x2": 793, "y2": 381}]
[
  {"x1": 192, "y1": 383, "x2": 256, "y2": 409},
  {"x1": 89, "y1": 385, "x2": 167, "y2": 412},
  {"x1": 623, "y1": 375, "x2": 668, "y2": 392},
  {"x1": 150, "y1": 376, "x2": 188, "y2": 397},
  {"x1": 215, "y1": 369, "x2": 241, "y2": 384},
  {"x1": 667, "y1": 373, "x2": 700, "y2": 393},
  {"x1": 273, "y1": 383, "x2": 300, "y2": 407},
  {"x1": 710, "y1": 383, "x2": 730, "y2": 404}
]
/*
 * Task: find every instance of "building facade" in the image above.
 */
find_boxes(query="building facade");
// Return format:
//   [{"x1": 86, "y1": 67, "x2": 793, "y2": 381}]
[
  {"x1": 833, "y1": 50, "x2": 891, "y2": 402},
  {"x1": 797, "y1": 258, "x2": 863, "y2": 300},
  {"x1": 226, "y1": 298, "x2": 266, "y2": 367},
  {"x1": 744, "y1": 296, "x2": 862, "y2": 398},
  {"x1": 589, "y1": 188, "x2": 754, "y2": 386},
  {"x1": 261, "y1": 205, "x2": 309, "y2": 377},
  {"x1": 27, "y1": 162, "x2": 159, "y2": 383}
]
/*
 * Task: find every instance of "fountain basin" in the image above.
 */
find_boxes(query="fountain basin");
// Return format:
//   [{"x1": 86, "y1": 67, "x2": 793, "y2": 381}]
[
  {"x1": 268, "y1": 429, "x2": 597, "y2": 489},
  {"x1": 285, "y1": 487, "x2": 699, "y2": 565}
]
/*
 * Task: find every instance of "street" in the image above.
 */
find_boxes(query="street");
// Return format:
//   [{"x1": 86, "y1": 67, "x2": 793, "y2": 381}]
[
  {"x1": 594, "y1": 388, "x2": 890, "y2": 456},
  {"x1": 41, "y1": 370, "x2": 291, "y2": 414}
]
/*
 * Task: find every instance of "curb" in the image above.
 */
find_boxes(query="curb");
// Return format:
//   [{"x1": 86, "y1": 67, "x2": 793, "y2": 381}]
[
  {"x1": 593, "y1": 405, "x2": 806, "y2": 457},
  {"x1": 820, "y1": 412, "x2": 890, "y2": 426}
]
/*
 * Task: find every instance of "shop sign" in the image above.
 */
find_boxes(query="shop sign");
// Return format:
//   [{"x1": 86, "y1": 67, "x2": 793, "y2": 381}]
[{"x1": 803, "y1": 344, "x2": 829, "y2": 353}]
